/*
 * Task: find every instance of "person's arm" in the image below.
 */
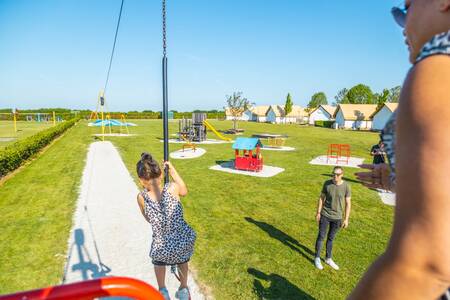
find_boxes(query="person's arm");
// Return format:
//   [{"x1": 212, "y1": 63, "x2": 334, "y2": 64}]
[
  {"x1": 355, "y1": 163, "x2": 393, "y2": 191},
  {"x1": 342, "y1": 185, "x2": 351, "y2": 228},
  {"x1": 164, "y1": 161, "x2": 188, "y2": 197},
  {"x1": 136, "y1": 193, "x2": 150, "y2": 223},
  {"x1": 316, "y1": 195, "x2": 324, "y2": 223},
  {"x1": 348, "y1": 56, "x2": 450, "y2": 299}
]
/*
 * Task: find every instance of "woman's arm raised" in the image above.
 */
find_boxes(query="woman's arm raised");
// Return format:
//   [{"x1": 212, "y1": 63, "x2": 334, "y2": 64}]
[
  {"x1": 164, "y1": 161, "x2": 188, "y2": 197},
  {"x1": 349, "y1": 55, "x2": 450, "y2": 299}
]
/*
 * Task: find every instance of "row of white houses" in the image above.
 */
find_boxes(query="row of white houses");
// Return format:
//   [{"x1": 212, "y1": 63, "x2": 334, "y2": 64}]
[
  {"x1": 226, "y1": 105, "x2": 309, "y2": 124},
  {"x1": 225, "y1": 103, "x2": 398, "y2": 131}
]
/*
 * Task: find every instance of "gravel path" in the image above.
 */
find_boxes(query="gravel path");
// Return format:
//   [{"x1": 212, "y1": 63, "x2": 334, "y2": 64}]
[{"x1": 63, "y1": 141, "x2": 206, "y2": 299}]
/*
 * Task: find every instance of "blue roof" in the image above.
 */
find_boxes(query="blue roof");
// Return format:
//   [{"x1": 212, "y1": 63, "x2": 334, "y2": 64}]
[
  {"x1": 88, "y1": 119, "x2": 137, "y2": 127},
  {"x1": 232, "y1": 137, "x2": 262, "y2": 150}
]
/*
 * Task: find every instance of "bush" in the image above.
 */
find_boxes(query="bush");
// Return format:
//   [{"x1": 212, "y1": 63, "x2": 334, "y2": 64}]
[
  {"x1": 314, "y1": 120, "x2": 335, "y2": 128},
  {"x1": 0, "y1": 119, "x2": 77, "y2": 177}
]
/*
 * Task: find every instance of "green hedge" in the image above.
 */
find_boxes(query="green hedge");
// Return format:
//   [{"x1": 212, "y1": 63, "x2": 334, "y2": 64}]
[
  {"x1": 314, "y1": 120, "x2": 335, "y2": 128},
  {"x1": 0, "y1": 119, "x2": 77, "y2": 177}
]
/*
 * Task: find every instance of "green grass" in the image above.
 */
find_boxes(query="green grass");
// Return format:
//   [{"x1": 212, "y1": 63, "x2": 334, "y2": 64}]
[
  {"x1": 111, "y1": 120, "x2": 394, "y2": 300},
  {"x1": 0, "y1": 119, "x2": 393, "y2": 299},
  {"x1": 0, "y1": 122, "x2": 91, "y2": 293},
  {"x1": 0, "y1": 121, "x2": 53, "y2": 148}
]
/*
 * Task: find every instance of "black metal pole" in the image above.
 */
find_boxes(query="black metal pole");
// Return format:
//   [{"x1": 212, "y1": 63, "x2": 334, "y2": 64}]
[{"x1": 162, "y1": 56, "x2": 169, "y2": 184}]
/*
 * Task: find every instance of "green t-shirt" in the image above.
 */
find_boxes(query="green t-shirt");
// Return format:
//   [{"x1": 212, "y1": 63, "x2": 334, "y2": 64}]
[{"x1": 320, "y1": 180, "x2": 351, "y2": 220}]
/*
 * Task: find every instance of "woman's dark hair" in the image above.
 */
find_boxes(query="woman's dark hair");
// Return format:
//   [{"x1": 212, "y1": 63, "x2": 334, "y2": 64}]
[{"x1": 136, "y1": 152, "x2": 161, "y2": 180}]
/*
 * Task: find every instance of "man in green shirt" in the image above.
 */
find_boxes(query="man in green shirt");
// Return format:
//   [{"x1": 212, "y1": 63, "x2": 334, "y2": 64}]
[{"x1": 314, "y1": 166, "x2": 352, "y2": 270}]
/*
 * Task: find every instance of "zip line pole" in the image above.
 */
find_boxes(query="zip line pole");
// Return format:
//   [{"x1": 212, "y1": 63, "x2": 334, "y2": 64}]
[{"x1": 162, "y1": 0, "x2": 169, "y2": 184}]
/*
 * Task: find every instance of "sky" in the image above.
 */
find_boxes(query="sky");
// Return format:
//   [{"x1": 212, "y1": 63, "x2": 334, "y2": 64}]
[{"x1": 0, "y1": 0, "x2": 410, "y2": 112}]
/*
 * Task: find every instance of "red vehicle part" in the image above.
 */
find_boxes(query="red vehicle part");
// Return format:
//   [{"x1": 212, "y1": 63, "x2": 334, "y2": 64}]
[{"x1": 0, "y1": 276, "x2": 163, "y2": 300}]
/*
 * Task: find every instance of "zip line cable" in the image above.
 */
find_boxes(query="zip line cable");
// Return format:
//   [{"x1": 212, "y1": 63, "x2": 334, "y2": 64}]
[{"x1": 103, "y1": 0, "x2": 125, "y2": 95}]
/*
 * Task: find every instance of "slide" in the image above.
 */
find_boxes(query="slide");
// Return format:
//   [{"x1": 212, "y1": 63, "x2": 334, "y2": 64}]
[{"x1": 203, "y1": 120, "x2": 232, "y2": 142}]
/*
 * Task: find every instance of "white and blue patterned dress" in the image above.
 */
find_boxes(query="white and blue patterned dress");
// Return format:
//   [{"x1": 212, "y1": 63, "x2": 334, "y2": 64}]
[{"x1": 381, "y1": 29, "x2": 450, "y2": 300}]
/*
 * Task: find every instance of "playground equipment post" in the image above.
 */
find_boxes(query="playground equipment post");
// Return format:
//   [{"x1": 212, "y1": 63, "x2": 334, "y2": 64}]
[{"x1": 13, "y1": 109, "x2": 17, "y2": 134}]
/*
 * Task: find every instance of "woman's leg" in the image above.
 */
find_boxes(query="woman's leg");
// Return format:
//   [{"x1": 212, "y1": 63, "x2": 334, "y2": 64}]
[
  {"x1": 177, "y1": 262, "x2": 189, "y2": 289},
  {"x1": 154, "y1": 265, "x2": 166, "y2": 289}
]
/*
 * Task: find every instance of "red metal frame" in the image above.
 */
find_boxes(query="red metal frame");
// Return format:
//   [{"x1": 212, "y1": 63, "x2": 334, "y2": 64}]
[
  {"x1": 235, "y1": 145, "x2": 263, "y2": 172},
  {"x1": 0, "y1": 277, "x2": 163, "y2": 300},
  {"x1": 326, "y1": 144, "x2": 350, "y2": 164}
]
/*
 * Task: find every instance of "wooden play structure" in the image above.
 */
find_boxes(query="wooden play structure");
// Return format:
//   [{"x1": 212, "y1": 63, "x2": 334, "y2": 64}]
[
  {"x1": 252, "y1": 133, "x2": 287, "y2": 148},
  {"x1": 326, "y1": 144, "x2": 351, "y2": 164},
  {"x1": 178, "y1": 113, "x2": 232, "y2": 149},
  {"x1": 233, "y1": 137, "x2": 263, "y2": 172},
  {"x1": 178, "y1": 113, "x2": 207, "y2": 143}
]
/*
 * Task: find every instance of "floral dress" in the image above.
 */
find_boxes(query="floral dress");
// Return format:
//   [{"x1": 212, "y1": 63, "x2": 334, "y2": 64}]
[{"x1": 142, "y1": 183, "x2": 196, "y2": 265}]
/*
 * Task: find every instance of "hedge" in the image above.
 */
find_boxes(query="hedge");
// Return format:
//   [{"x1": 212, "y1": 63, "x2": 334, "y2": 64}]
[
  {"x1": 0, "y1": 118, "x2": 77, "y2": 177},
  {"x1": 314, "y1": 120, "x2": 335, "y2": 128}
]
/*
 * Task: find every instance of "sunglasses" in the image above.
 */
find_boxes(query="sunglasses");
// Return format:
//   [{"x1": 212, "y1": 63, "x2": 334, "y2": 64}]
[
  {"x1": 332, "y1": 173, "x2": 343, "y2": 177},
  {"x1": 391, "y1": 5, "x2": 408, "y2": 28}
]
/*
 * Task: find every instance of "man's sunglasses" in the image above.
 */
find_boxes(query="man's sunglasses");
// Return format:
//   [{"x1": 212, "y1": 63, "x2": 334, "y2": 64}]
[
  {"x1": 332, "y1": 173, "x2": 343, "y2": 177},
  {"x1": 391, "y1": 6, "x2": 407, "y2": 28}
]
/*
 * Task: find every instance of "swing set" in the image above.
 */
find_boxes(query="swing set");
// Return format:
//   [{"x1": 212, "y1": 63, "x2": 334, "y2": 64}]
[{"x1": 0, "y1": 0, "x2": 177, "y2": 299}]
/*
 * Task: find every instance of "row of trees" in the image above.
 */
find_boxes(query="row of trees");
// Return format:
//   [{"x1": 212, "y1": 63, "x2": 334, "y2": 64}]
[{"x1": 307, "y1": 84, "x2": 402, "y2": 109}]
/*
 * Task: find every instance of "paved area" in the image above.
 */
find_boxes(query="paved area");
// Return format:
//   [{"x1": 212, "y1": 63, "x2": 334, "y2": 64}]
[
  {"x1": 210, "y1": 161, "x2": 284, "y2": 177},
  {"x1": 309, "y1": 155, "x2": 365, "y2": 168},
  {"x1": 63, "y1": 141, "x2": 206, "y2": 299},
  {"x1": 170, "y1": 148, "x2": 206, "y2": 159}
]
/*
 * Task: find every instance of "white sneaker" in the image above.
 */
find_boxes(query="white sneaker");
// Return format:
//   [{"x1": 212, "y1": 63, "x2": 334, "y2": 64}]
[
  {"x1": 175, "y1": 287, "x2": 190, "y2": 300},
  {"x1": 159, "y1": 287, "x2": 171, "y2": 300},
  {"x1": 314, "y1": 257, "x2": 323, "y2": 270},
  {"x1": 325, "y1": 258, "x2": 340, "y2": 270}
]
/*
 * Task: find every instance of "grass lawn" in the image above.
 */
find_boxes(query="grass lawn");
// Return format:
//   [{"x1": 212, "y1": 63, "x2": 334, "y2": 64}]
[
  {"x1": 111, "y1": 120, "x2": 394, "y2": 300},
  {"x1": 0, "y1": 121, "x2": 54, "y2": 148},
  {"x1": 0, "y1": 122, "x2": 92, "y2": 293},
  {"x1": 0, "y1": 119, "x2": 393, "y2": 299}
]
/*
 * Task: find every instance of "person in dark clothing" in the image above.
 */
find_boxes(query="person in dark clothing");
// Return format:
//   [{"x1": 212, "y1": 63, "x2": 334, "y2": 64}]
[
  {"x1": 314, "y1": 166, "x2": 351, "y2": 270},
  {"x1": 370, "y1": 141, "x2": 386, "y2": 164}
]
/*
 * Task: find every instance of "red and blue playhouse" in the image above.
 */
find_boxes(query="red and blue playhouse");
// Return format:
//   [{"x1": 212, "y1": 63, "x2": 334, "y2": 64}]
[{"x1": 233, "y1": 137, "x2": 263, "y2": 172}]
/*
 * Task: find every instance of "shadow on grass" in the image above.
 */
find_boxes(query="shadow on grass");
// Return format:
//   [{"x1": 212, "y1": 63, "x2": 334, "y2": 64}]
[
  {"x1": 215, "y1": 160, "x2": 234, "y2": 169},
  {"x1": 320, "y1": 173, "x2": 361, "y2": 184},
  {"x1": 248, "y1": 268, "x2": 315, "y2": 299},
  {"x1": 245, "y1": 217, "x2": 315, "y2": 264}
]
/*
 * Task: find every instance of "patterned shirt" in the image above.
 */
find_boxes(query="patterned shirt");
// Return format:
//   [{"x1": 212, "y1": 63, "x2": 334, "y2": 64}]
[{"x1": 381, "y1": 29, "x2": 450, "y2": 186}]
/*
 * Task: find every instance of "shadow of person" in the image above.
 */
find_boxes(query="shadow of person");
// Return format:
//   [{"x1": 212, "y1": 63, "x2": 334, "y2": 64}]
[
  {"x1": 71, "y1": 228, "x2": 112, "y2": 280},
  {"x1": 248, "y1": 268, "x2": 315, "y2": 300},
  {"x1": 245, "y1": 217, "x2": 315, "y2": 264}
]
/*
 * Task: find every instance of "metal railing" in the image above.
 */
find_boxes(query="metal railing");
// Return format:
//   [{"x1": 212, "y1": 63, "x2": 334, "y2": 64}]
[{"x1": 0, "y1": 276, "x2": 163, "y2": 300}]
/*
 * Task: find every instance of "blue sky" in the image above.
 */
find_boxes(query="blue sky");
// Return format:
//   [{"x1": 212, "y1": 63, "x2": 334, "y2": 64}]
[{"x1": 0, "y1": 0, "x2": 410, "y2": 112}]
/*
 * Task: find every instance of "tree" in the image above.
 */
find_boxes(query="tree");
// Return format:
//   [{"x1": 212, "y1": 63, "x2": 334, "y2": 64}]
[
  {"x1": 284, "y1": 93, "x2": 293, "y2": 121},
  {"x1": 225, "y1": 92, "x2": 251, "y2": 130},
  {"x1": 374, "y1": 89, "x2": 390, "y2": 105},
  {"x1": 334, "y1": 88, "x2": 349, "y2": 104},
  {"x1": 387, "y1": 85, "x2": 402, "y2": 103},
  {"x1": 307, "y1": 92, "x2": 327, "y2": 109},
  {"x1": 343, "y1": 84, "x2": 375, "y2": 104}
]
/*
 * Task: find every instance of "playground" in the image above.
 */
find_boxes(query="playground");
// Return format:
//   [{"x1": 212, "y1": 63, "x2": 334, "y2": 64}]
[
  {"x1": 0, "y1": 121, "x2": 53, "y2": 148},
  {"x1": 0, "y1": 119, "x2": 394, "y2": 299}
]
